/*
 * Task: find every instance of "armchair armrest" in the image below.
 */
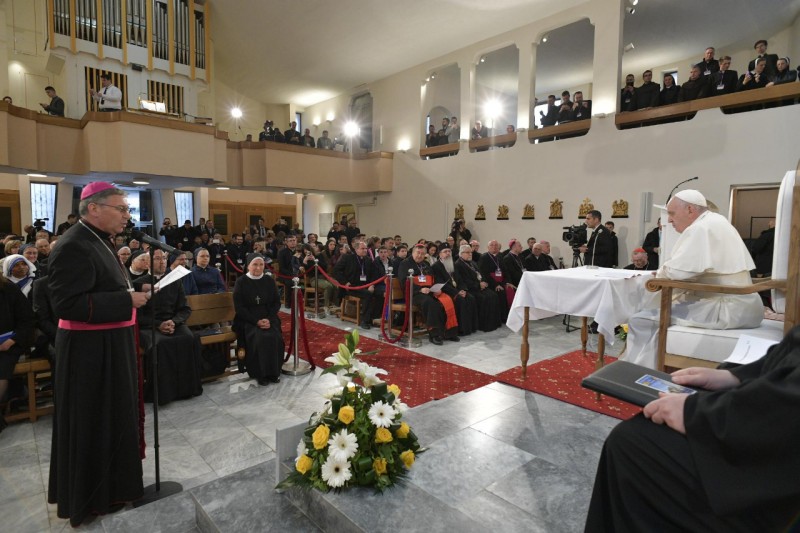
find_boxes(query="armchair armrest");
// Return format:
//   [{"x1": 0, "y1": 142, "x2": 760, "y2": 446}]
[{"x1": 646, "y1": 277, "x2": 785, "y2": 295}]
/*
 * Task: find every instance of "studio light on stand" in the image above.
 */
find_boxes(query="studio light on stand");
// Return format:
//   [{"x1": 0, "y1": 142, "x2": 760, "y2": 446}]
[{"x1": 344, "y1": 121, "x2": 359, "y2": 153}]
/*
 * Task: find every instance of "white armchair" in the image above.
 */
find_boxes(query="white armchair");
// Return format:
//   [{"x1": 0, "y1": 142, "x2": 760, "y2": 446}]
[{"x1": 646, "y1": 169, "x2": 799, "y2": 371}]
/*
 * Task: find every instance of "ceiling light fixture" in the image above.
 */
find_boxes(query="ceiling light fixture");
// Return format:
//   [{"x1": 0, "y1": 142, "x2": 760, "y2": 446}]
[
  {"x1": 231, "y1": 107, "x2": 242, "y2": 119},
  {"x1": 624, "y1": 42, "x2": 635, "y2": 53},
  {"x1": 626, "y1": 7, "x2": 635, "y2": 14},
  {"x1": 27, "y1": 173, "x2": 47, "y2": 178},
  {"x1": 541, "y1": 35, "x2": 549, "y2": 43},
  {"x1": 430, "y1": 72, "x2": 436, "y2": 80},
  {"x1": 479, "y1": 56, "x2": 486, "y2": 63},
  {"x1": 283, "y1": 190, "x2": 296, "y2": 195},
  {"x1": 132, "y1": 180, "x2": 149, "y2": 185},
  {"x1": 629, "y1": 0, "x2": 638, "y2": 5},
  {"x1": 344, "y1": 121, "x2": 360, "y2": 137},
  {"x1": 216, "y1": 186, "x2": 230, "y2": 190}
]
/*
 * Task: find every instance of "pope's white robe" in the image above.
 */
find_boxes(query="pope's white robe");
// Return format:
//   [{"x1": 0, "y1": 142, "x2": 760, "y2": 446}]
[{"x1": 623, "y1": 210, "x2": 763, "y2": 368}]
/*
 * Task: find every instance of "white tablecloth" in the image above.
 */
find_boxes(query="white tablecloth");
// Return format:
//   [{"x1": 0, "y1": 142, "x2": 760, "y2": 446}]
[{"x1": 506, "y1": 266, "x2": 655, "y2": 342}]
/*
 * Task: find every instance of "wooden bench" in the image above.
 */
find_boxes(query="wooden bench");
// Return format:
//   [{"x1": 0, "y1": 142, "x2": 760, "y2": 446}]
[
  {"x1": 185, "y1": 292, "x2": 240, "y2": 379},
  {"x1": 5, "y1": 357, "x2": 53, "y2": 423}
]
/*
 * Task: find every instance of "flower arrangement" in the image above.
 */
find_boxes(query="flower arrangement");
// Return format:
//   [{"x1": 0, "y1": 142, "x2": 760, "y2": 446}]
[
  {"x1": 616, "y1": 323, "x2": 628, "y2": 342},
  {"x1": 277, "y1": 330, "x2": 424, "y2": 492}
]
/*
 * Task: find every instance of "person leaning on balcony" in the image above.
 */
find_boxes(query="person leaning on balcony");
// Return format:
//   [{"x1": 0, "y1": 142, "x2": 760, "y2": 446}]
[
  {"x1": 89, "y1": 73, "x2": 122, "y2": 111},
  {"x1": 317, "y1": 129, "x2": 334, "y2": 150},
  {"x1": 710, "y1": 56, "x2": 739, "y2": 96},
  {"x1": 633, "y1": 70, "x2": 660, "y2": 110},
  {"x1": 620, "y1": 73, "x2": 636, "y2": 111},
  {"x1": 678, "y1": 64, "x2": 710, "y2": 102},
  {"x1": 446, "y1": 116, "x2": 459, "y2": 144},
  {"x1": 698, "y1": 46, "x2": 720, "y2": 77},
  {"x1": 425, "y1": 124, "x2": 438, "y2": 148},
  {"x1": 738, "y1": 57, "x2": 770, "y2": 91},
  {"x1": 767, "y1": 57, "x2": 798, "y2": 86},
  {"x1": 659, "y1": 73, "x2": 680, "y2": 106},
  {"x1": 40, "y1": 86, "x2": 64, "y2": 116},
  {"x1": 301, "y1": 128, "x2": 315, "y2": 148}
]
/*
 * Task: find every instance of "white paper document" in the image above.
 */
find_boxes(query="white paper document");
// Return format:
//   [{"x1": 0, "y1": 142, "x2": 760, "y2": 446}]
[
  {"x1": 430, "y1": 283, "x2": 445, "y2": 293},
  {"x1": 154, "y1": 265, "x2": 192, "y2": 291},
  {"x1": 723, "y1": 334, "x2": 780, "y2": 365}
]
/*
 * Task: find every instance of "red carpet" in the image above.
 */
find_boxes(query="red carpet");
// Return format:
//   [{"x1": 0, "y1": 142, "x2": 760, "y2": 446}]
[
  {"x1": 495, "y1": 351, "x2": 642, "y2": 420},
  {"x1": 280, "y1": 314, "x2": 496, "y2": 408}
]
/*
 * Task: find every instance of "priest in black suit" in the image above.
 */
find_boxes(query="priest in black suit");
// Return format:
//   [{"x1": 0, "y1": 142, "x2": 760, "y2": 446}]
[
  {"x1": 709, "y1": 56, "x2": 738, "y2": 96},
  {"x1": 454, "y1": 245, "x2": 501, "y2": 332},
  {"x1": 523, "y1": 243, "x2": 555, "y2": 272},
  {"x1": 748, "y1": 39, "x2": 779, "y2": 79},
  {"x1": 333, "y1": 241, "x2": 375, "y2": 330},
  {"x1": 501, "y1": 239, "x2": 526, "y2": 288},
  {"x1": 579, "y1": 210, "x2": 614, "y2": 268}
]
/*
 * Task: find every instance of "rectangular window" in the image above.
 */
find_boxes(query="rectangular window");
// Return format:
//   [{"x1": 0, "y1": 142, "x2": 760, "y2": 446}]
[
  {"x1": 295, "y1": 112, "x2": 302, "y2": 133},
  {"x1": 30, "y1": 182, "x2": 57, "y2": 233},
  {"x1": 664, "y1": 70, "x2": 678, "y2": 85},
  {"x1": 174, "y1": 191, "x2": 194, "y2": 227}
]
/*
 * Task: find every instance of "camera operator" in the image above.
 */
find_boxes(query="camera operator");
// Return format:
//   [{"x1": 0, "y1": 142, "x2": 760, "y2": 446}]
[
  {"x1": 577, "y1": 210, "x2": 614, "y2": 268},
  {"x1": 450, "y1": 218, "x2": 471, "y2": 246},
  {"x1": 159, "y1": 217, "x2": 178, "y2": 247}
]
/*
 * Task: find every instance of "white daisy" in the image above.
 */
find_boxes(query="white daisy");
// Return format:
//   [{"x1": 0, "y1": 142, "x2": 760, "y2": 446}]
[
  {"x1": 296, "y1": 439, "x2": 308, "y2": 460},
  {"x1": 393, "y1": 400, "x2": 408, "y2": 415},
  {"x1": 368, "y1": 400, "x2": 396, "y2": 428},
  {"x1": 321, "y1": 456, "x2": 352, "y2": 488},
  {"x1": 327, "y1": 428, "x2": 359, "y2": 461}
]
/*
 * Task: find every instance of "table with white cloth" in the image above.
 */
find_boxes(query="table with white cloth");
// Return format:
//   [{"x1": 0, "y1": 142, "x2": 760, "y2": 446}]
[{"x1": 506, "y1": 266, "x2": 654, "y2": 376}]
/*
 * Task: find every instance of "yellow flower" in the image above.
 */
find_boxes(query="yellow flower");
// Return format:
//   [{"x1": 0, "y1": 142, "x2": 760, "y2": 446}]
[
  {"x1": 396, "y1": 422, "x2": 410, "y2": 439},
  {"x1": 388, "y1": 384, "x2": 401, "y2": 397},
  {"x1": 622, "y1": 324, "x2": 629, "y2": 333},
  {"x1": 373, "y1": 457, "x2": 387, "y2": 476},
  {"x1": 375, "y1": 427, "x2": 393, "y2": 443},
  {"x1": 312, "y1": 425, "x2": 330, "y2": 450},
  {"x1": 296, "y1": 454, "x2": 313, "y2": 474},
  {"x1": 400, "y1": 449, "x2": 415, "y2": 468},
  {"x1": 347, "y1": 383, "x2": 356, "y2": 392},
  {"x1": 338, "y1": 405, "x2": 355, "y2": 425}
]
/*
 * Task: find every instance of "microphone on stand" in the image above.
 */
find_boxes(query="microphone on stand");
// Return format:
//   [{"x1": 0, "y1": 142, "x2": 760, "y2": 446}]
[
  {"x1": 666, "y1": 176, "x2": 699, "y2": 204},
  {"x1": 131, "y1": 230, "x2": 178, "y2": 254}
]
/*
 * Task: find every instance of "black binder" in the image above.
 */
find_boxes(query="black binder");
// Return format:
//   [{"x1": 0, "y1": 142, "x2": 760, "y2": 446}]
[{"x1": 581, "y1": 361, "x2": 698, "y2": 407}]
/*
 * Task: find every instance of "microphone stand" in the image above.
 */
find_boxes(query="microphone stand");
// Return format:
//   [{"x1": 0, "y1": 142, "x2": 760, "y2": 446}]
[
  {"x1": 134, "y1": 247, "x2": 182, "y2": 506},
  {"x1": 666, "y1": 176, "x2": 699, "y2": 204}
]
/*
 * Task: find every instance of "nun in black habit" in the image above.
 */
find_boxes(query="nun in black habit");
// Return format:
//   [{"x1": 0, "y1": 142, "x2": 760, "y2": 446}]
[{"x1": 233, "y1": 253, "x2": 285, "y2": 385}]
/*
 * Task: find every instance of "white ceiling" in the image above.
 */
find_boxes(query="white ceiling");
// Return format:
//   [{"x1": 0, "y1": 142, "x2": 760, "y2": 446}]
[{"x1": 212, "y1": 0, "x2": 800, "y2": 108}]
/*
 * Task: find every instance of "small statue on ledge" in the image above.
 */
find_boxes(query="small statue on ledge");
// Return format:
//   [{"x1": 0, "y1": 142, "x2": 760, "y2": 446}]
[
  {"x1": 497, "y1": 205, "x2": 509, "y2": 220},
  {"x1": 612, "y1": 198, "x2": 629, "y2": 218},
  {"x1": 550, "y1": 199, "x2": 564, "y2": 219},
  {"x1": 455, "y1": 204, "x2": 465, "y2": 220},
  {"x1": 475, "y1": 205, "x2": 486, "y2": 220},
  {"x1": 522, "y1": 204, "x2": 535, "y2": 219},
  {"x1": 578, "y1": 197, "x2": 594, "y2": 218}
]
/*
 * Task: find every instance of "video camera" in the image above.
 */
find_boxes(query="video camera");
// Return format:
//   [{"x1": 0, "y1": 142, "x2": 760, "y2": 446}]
[
  {"x1": 562, "y1": 223, "x2": 587, "y2": 249},
  {"x1": 33, "y1": 218, "x2": 49, "y2": 229}
]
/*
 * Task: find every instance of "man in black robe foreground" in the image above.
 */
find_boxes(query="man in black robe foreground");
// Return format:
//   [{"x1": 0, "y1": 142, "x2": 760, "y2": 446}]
[
  {"x1": 233, "y1": 253, "x2": 284, "y2": 385},
  {"x1": 134, "y1": 249, "x2": 202, "y2": 405},
  {"x1": 431, "y1": 243, "x2": 477, "y2": 336},
  {"x1": 48, "y1": 182, "x2": 150, "y2": 527},
  {"x1": 585, "y1": 326, "x2": 800, "y2": 532},
  {"x1": 454, "y1": 244, "x2": 501, "y2": 332}
]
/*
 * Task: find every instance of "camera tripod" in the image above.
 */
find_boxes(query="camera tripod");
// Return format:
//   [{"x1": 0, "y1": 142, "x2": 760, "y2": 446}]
[{"x1": 562, "y1": 248, "x2": 584, "y2": 332}]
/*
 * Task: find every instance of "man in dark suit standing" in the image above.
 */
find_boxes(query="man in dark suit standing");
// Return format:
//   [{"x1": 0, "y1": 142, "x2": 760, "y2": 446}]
[
  {"x1": 748, "y1": 39, "x2": 779, "y2": 79},
  {"x1": 642, "y1": 218, "x2": 662, "y2": 270},
  {"x1": 579, "y1": 210, "x2": 613, "y2": 268},
  {"x1": 710, "y1": 56, "x2": 738, "y2": 96},
  {"x1": 698, "y1": 47, "x2": 720, "y2": 77}
]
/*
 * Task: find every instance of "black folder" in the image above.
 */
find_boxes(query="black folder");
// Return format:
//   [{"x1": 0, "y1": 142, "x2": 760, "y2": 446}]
[{"x1": 581, "y1": 361, "x2": 698, "y2": 407}]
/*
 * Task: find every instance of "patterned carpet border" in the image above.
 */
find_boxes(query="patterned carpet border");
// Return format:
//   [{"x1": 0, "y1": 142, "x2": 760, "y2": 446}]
[
  {"x1": 281, "y1": 314, "x2": 496, "y2": 408},
  {"x1": 495, "y1": 351, "x2": 641, "y2": 420}
]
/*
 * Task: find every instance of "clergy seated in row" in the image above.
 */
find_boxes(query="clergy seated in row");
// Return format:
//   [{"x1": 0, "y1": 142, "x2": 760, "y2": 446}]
[
  {"x1": 478, "y1": 240, "x2": 512, "y2": 321},
  {"x1": 585, "y1": 325, "x2": 800, "y2": 532},
  {"x1": 0, "y1": 275, "x2": 35, "y2": 432},
  {"x1": 192, "y1": 248, "x2": 227, "y2": 294},
  {"x1": 431, "y1": 244, "x2": 478, "y2": 337},
  {"x1": 128, "y1": 250, "x2": 150, "y2": 279},
  {"x1": 623, "y1": 247, "x2": 653, "y2": 271},
  {"x1": 523, "y1": 242, "x2": 558, "y2": 271},
  {"x1": 623, "y1": 190, "x2": 763, "y2": 369},
  {"x1": 134, "y1": 249, "x2": 203, "y2": 406},
  {"x1": 168, "y1": 250, "x2": 199, "y2": 295},
  {"x1": 232, "y1": 254, "x2": 284, "y2": 386},
  {"x1": 333, "y1": 241, "x2": 376, "y2": 330},
  {"x1": 397, "y1": 244, "x2": 460, "y2": 346},
  {"x1": 501, "y1": 239, "x2": 526, "y2": 290},
  {"x1": 453, "y1": 244, "x2": 502, "y2": 332}
]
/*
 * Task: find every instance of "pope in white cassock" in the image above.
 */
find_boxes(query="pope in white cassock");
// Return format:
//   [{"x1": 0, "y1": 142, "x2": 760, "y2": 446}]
[{"x1": 623, "y1": 189, "x2": 764, "y2": 369}]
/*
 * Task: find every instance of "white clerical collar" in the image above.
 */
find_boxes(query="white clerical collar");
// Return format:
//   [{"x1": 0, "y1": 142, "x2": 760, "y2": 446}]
[{"x1": 246, "y1": 272, "x2": 264, "y2": 280}]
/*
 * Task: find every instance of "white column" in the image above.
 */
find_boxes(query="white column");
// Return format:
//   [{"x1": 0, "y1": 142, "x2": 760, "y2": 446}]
[
  {"x1": 517, "y1": 42, "x2": 535, "y2": 130},
  {"x1": 589, "y1": 0, "x2": 625, "y2": 116},
  {"x1": 458, "y1": 60, "x2": 475, "y2": 143}
]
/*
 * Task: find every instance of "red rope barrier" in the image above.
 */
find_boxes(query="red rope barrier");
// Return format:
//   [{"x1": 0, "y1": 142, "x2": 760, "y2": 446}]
[
  {"x1": 315, "y1": 264, "x2": 387, "y2": 290},
  {"x1": 225, "y1": 255, "x2": 244, "y2": 273}
]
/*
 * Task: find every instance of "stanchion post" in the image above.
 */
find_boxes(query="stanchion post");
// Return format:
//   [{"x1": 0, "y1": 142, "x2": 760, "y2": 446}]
[
  {"x1": 222, "y1": 250, "x2": 230, "y2": 288},
  {"x1": 282, "y1": 276, "x2": 312, "y2": 376},
  {"x1": 400, "y1": 269, "x2": 421, "y2": 348},
  {"x1": 378, "y1": 267, "x2": 394, "y2": 344}
]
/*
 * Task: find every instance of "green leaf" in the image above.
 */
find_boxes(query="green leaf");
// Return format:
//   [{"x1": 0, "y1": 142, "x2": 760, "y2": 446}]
[{"x1": 321, "y1": 364, "x2": 349, "y2": 376}]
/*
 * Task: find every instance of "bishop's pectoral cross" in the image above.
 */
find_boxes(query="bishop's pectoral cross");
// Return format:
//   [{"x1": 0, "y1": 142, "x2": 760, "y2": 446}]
[{"x1": 255, "y1": 296, "x2": 261, "y2": 304}]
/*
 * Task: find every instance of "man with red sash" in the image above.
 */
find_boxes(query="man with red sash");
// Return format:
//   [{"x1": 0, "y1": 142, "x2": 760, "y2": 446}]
[
  {"x1": 478, "y1": 239, "x2": 512, "y2": 321},
  {"x1": 47, "y1": 182, "x2": 150, "y2": 527},
  {"x1": 398, "y1": 244, "x2": 459, "y2": 346}
]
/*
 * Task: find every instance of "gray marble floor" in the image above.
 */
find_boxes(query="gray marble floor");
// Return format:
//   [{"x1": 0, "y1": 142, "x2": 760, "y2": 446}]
[{"x1": 0, "y1": 315, "x2": 623, "y2": 532}]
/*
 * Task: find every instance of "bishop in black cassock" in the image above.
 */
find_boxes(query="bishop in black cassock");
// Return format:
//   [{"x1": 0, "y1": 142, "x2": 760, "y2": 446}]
[{"x1": 431, "y1": 244, "x2": 477, "y2": 336}]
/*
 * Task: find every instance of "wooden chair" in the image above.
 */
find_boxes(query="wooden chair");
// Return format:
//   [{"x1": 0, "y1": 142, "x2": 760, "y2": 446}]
[
  {"x1": 647, "y1": 169, "x2": 800, "y2": 371},
  {"x1": 388, "y1": 277, "x2": 427, "y2": 336},
  {"x1": 5, "y1": 357, "x2": 53, "y2": 423},
  {"x1": 303, "y1": 271, "x2": 326, "y2": 310},
  {"x1": 185, "y1": 292, "x2": 240, "y2": 379},
  {"x1": 340, "y1": 295, "x2": 361, "y2": 325}
]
